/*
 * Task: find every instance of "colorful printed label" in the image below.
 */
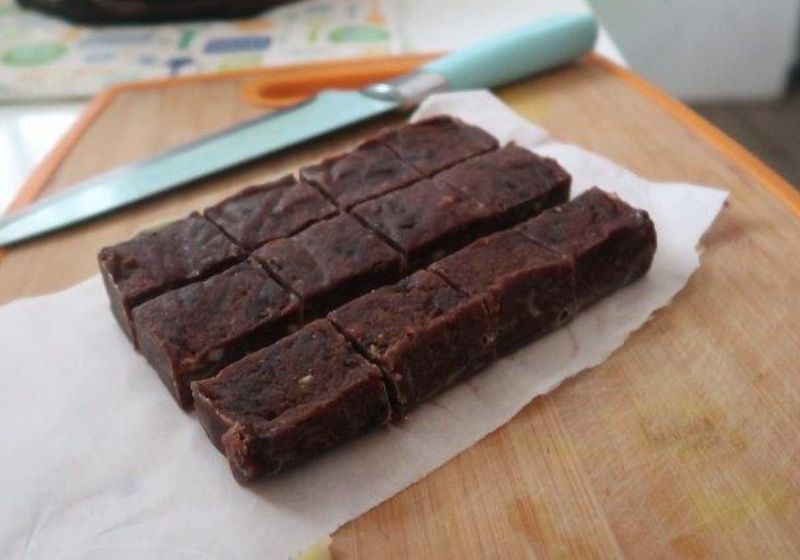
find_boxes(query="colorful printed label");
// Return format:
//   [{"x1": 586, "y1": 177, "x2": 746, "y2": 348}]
[{"x1": 0, "y1": 0, "x2": 401, "y2": 100}]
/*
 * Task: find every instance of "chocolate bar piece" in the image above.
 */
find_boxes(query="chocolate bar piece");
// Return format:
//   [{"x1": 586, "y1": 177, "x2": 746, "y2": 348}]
[
  {"x1": 252, "y1": 214, "x2": 402, "y2": 321},
  {"x1": 430, "y1": 230, "x2": 577, "y2": 354},
  {"x1": 192, "y1": 319, "x2": 391, "y2": 481},
  {"x1": 379, "y1": 116, "x2": 499, "y2": 176},
  {"x1": 98, "y1": 213, "x2": 245, "y2": 345},
  {"x1": 300, "y1": 138, "x2": 423, "y2": 208},
  {"x1": 435, "y1": 144, "x2": 571, "y2": 225},
  {"x1": 516, "y1": 187, "x2": 657, "y2": 309},
  {"x1": 204, "y1": 175, "x2": 337, "y2": 250},
  {"x1": 329, "y1": 271, "x2": 494, "y2": 412},
  {"x1": 351, "y1": 179, "x2": 498, "y2": 270},
  {"x1": 133, "y1": 261, "x2": 300, "y2": 408}
]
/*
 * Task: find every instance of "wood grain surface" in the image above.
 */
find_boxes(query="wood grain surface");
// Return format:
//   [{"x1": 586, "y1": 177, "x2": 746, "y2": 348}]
[{"x1": 1, "y1": 59, "x2": 799, "y2": 558}]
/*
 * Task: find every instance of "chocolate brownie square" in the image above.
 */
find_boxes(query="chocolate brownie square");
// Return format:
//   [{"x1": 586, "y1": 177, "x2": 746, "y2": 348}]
[
  {"x1": 193, "y1": 319, "x2": 391, "y2": 482},
  {"x1": 516, "y1": 187, "x2": 657, "y2": 309},
  {"x1": 133, "y1": 261, "x2": 300, "y2": 408},
  {"x1": 329, "y1": 270, "x2": 494, "y2": 412},
  {"x1": 351, "y1": 179, "x2": 497, "y2": 270},
  {"x1": 252, "y1": 214, "x2": 402, "y2": 320},
  {"x1": 98, "y1": 212, "x2": 245, "y2": 345},
  {"x1": 204, "y1": 174, "x2": 337, "y2": 250},
  {"x1": 378, "y1": 116, "x2": 498, "y2": 176},
  {"x1": 435, "y1": 144, "x2": 571, "y2": 225},
  {"x1": 300, "y1": 138, "x2": 423, "y2": 208},
  {"x1": 430, "y1": 230, "x2": 577, "y2": 354}
]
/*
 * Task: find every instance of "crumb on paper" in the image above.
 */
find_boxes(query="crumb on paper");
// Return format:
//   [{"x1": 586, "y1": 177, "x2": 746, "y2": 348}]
[{"x1": 293, "y1": 536, "x2": 332, "y2": 560}]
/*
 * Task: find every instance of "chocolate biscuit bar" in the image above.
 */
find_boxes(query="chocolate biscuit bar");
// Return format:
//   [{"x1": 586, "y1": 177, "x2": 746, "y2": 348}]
[
  {"x1": 133, "y1": 261, "x2": 300, "y2": 408},
  {"x1": 98, "y1": 212, "x2": 245, "y2": 345},
  {"x1": 351, "y1": 179, "x2": 499, "y2": 270},
  {"x1": 516, "y1": 187, "x2": 657, "y2": 309},
  {"x1": 192, "y1": 319, "x2": 391, "y2": 482},
  {"x1": 300, "y1": 138, "x2": 423, "y2": 208},
  {"x1": 252, "y1": 214, "x2": 402, "y2": 320},
  {"x1": 204, "y1": 174, "x2": 337, "y2": 250},
  {"x1": 329, "y1": 270, "x2": 495, "y2": 412},
  {"x1": 431, "y1": 230, "x2": 577, "y2": 354},
  {"x1": 378, "y1": 116, "x2": 499, "y2": 176},
  {"x1": 435, "y1": 144, "x2": 571, "y2": 226}
]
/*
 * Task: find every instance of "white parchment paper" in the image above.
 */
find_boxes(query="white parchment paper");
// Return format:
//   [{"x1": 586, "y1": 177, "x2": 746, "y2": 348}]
[{"x1": 0, "y1": 92, "x2": 727, "y2": 559}]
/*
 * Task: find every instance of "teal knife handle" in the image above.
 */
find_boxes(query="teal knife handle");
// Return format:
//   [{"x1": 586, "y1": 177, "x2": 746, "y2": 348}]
[{"x1": 424, "y1": 13, "x2": 598, "y2": 91}]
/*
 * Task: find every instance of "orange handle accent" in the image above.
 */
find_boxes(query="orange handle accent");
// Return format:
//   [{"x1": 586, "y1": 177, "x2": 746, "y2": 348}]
[{"x1": 240, "y1": 54, "x2": 437, "y2": 108}]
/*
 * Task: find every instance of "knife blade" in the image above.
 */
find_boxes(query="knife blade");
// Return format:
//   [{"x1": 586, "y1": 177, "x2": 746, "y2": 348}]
[{"x1": 0, "y1": 13, "x2": 597, "y2": 247}]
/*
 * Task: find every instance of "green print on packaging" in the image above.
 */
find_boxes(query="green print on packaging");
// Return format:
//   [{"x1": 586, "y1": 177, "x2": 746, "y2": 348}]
[
  {"x1": 329, "y1": 25, "x2": 388, "y2": 44},
  {"x1": 3, "y1": 42, "x2": 67, "y2": 67}
]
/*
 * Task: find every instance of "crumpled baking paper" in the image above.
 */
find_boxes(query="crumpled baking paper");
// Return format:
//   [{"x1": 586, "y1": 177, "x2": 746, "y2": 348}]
[{"x1": 0, "y1": 91, "x2": 727, "y2": 559}]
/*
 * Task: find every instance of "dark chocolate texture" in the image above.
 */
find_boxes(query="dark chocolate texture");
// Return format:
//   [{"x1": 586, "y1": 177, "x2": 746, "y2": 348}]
[
  {"x1": 516, "y1": 187, "x2": 657, "y2": 309},
  {"x1": 300, "y1": 138, "x2": 423, "y2": 208},
  {"x1": 98, "y1": 212, "x2": 245, "y2": 345},
  {"x1": 99, "y1": 112, "x2": 661, "y2": 486},
  {"x1": 351, "y1": 179, "x2": 497, "y2": 269},
  {"x1": 133, "y1": 261, "x2": 300, "y2": 408},
  {"x1": 435, "y1": 144, "x2": 571, "y2": 225},
  {"x1": 204, "y1": 174, "x2": 337, "y2": 250},
  {"x1": 252, "y1": 214, "x2": 402, "y2": 320},
  {"x1": 431, "y1": 230, "x2": 577, "y2": 353},
  {"x1": 195, "y1": 188, "x2": 657, "y2": 481},
  {"x1": 192, "y1": 319, "x2": 390, "y2": 481},
  {"x1": 378, "y1": 116, "x2": 499, "y2": 176},
  {"x1": 329, "y1": 270, "x2": 494, "y2": 412}
]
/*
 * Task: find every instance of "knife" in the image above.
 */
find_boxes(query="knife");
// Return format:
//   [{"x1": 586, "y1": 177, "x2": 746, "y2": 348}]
[{"x1": 0, "y1": 13, "x2": 597, "y2": 247}]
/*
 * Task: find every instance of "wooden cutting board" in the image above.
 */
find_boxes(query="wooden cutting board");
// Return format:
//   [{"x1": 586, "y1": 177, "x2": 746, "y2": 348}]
[{"x1": 2, "y1": 56, "x2": 799, "y2": 558}]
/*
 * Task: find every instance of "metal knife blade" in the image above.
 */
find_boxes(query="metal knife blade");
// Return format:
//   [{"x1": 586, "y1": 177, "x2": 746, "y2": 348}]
[{"x1": 0, "y1": 90, "x2": 398, "y2": 247}]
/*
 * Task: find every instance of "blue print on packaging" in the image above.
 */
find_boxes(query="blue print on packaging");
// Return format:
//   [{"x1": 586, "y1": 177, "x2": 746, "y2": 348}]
[{"x1": 204, "y1": 36, "x2": 271, "y2": 54}]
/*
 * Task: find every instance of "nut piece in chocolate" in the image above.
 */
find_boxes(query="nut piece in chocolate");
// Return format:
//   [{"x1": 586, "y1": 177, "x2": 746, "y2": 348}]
[
  {"x1": 435, "y1": 144, "x2": 571, "y2": 225},
  {"x1": 98, "y1": 212, "x2": 245, "y2": 345},
  {"x1": 516, "y1": 187, "x2": 657, "y2": 309},
  {"x1": 351, "y1": 179, "x2": 497, "y2": 270},
  {"x1": 204, "y1": 174, "x2": 337, "y2": 250},
  {"x1": 192, "y1": 319, "x2": 391, "y2": 482},
  {"x1": 431, "y1": 230, "x2": 577, "y2": 354},
  {"x1": 329, "y1": 270, "x2": 494, "y2": 412},
  {"x1": 300, "y1": 138, "x2": 423, "y2": 208},
  {"x1": 133, "y1": 261, "x2": 300, "y2": 408},
  {"x1": 252, "y1": 214, "x2": 401, "y2": 321},
  {"x1": 378, "y1": 116, "x2": 499, "y2": 176}
]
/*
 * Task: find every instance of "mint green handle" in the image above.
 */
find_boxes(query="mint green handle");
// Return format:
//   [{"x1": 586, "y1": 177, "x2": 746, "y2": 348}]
[{"x1": 425, "y1": 13, "x2": 598, "y2": 91}]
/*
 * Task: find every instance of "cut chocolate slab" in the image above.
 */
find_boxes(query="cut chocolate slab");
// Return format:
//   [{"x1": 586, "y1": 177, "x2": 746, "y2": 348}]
[
  {"x1": 204, "y1": 174, "x2": 337, "y2": 250},
  {"x1": 252, "y1": 214, "x2": 401, "y2": 320},
  {"x1": 379, "y1": 116, "x2": 499, "y2": 176},
  {"x1": 133, "y1": 261, "x2": 300, "y2": 408},
  {"x1": 435, "y1": 144, "x2": 571, "y2": 225},
  {"x1": 329, "y1": 270, "x2": 494, "y2": 412},
  {"x1": 300, "y1": 138, "x2": 423, "y2": 208},
  {"x1": 193, "y1": 190, "x2": 659, "y2": 482},
  {"x1": 430, "y1": 230, "x2": 577, "y2": 354},
  {"x1": 192, "y1": 319, "x2": 391, "y2": 481},
  {"x1": 98, "y1": 212, "x2": 245, "y2": 345},
  {"x1": 351, "y1": 179, "x2": 497, "y2": 269},
  {"x1": 516, "y1": 187, "x2": 657, "y2": 309}
]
